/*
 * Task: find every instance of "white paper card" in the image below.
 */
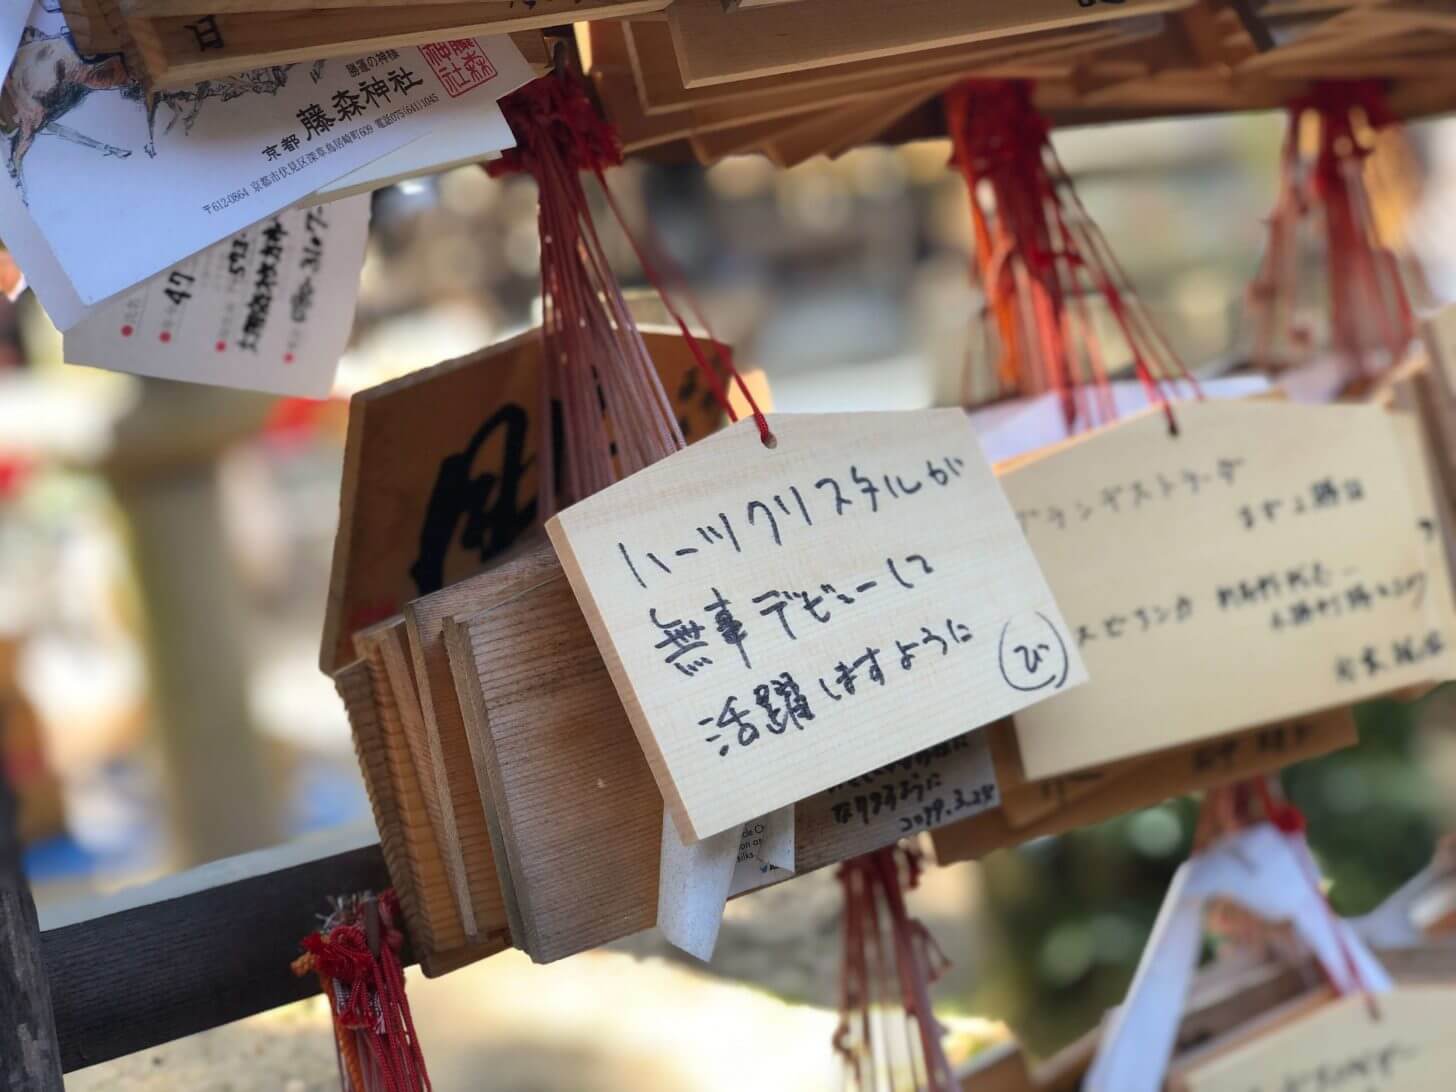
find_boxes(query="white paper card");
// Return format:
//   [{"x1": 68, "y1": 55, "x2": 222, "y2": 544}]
[
  {"x1": 63, "y1": 196, "x2": 370, "y2": 397},
  {"x1": 729, "y1": 806, "x2": 795, "y2": 896},
  {"x1": 657, "y1": 814, "x2": 738, "y2": 962},
  {"x1": 1, "y1": 3, "x2": 526, "y2": 308}
]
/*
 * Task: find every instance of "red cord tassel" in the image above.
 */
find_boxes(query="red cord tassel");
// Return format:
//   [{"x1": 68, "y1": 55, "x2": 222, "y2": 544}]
[
  {"x1": 1248, "y1": 81, "x2": 1416, "y2": 386},
  {"x1": 945, "y1": 80, "x2": 1191, "y2": 435},
  {"x1": 294, "y1": 891, "x2": 431, "y2": 1092},
  {"x1": 488, "y1": 71, "x2": 772, "y2": 513},
  {"x1": 836, "y1": 846, "x2": 955, "y2": 1092}
]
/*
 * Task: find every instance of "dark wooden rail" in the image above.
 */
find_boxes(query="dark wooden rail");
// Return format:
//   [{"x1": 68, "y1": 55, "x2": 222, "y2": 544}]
[{"x1": 33, "y1": 831, "x2": 398, "y2": 1074}]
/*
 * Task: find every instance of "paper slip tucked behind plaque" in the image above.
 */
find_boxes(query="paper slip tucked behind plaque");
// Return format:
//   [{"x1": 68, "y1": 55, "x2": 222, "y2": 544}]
[
  {"x1": 62, "y1": 197, "x2": 369, "y2": 396},
  {"x1": 546, "y1": 409, "x2": 1085, "y2": 842},
  {"x1": 1008, "y1": 401, "x2": 1456, "y2": 781},
  {"x1": 1174, "y1": 987, "x2": 1456, "y2": 1092},
  {"x1": 0, "y1": 1, "x2": 528, "y2": 313}
]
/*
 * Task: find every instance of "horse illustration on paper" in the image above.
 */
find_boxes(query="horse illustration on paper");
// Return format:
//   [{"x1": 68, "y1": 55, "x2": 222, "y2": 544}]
[
  {"x1": 0, "y1": 27, "x2": 135, "y2": 193},
  {"x1": 0, "y1": 17, "x2": 293, "y2": 200}
]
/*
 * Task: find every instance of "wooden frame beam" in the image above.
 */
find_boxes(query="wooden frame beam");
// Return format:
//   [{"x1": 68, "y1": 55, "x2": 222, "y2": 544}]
[{"x1": 37, "y1": 829, "x2": 397, "y2": 1074}]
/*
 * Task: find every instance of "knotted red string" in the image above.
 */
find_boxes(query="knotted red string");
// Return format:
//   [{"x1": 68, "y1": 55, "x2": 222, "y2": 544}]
[
  {"x1": 946, "y1": 80, "x2": 1191, "y2": 435},
  {"x1": 1248, "y1": 81, "x2": 1415, "y2": 386},
  {"x1": 489, "y1": 71, "x2": 772, "y2": 501},
  {"x1": 295, "y1": 892, "x2": 431, "y2": 1092},
  {"x1": 835, "y1": 846, "x2": 955, "y2": 1092}
]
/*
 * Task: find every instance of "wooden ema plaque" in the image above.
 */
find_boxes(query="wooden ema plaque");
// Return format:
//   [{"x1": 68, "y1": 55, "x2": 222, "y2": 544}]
[
  {"x1": 1176, "y1": 986, "x2": 1456, "y2": 1092},
  {"x1": 1005, "y1": 401, "x2": 1456, "y2": 781},
  {"x1": 351, "y1": 619, "x2": 493, "y2": 958},
  {"x1": 663, "y1": 0, "x2": 1189, "y2": 87},
  {"x1": 438, "y1": 548, "x2": 1346, "y2": 962},
  {"x1": 321, "y1": 325, "x2": 742, "y2": 675},
  {"x1": 931, "y1": 708, "x2": 1357, "y2": 865},
  {"x1": 334, "y1": 658, "x2": 495, "y2": 974},
  {"x1": 126, "y1": 0, "x2": 668, "y2": 88},
  {"x1": 546, "y1": 409, "x2": 1085, "y2": 841},
  {"x1": 442, "y1": 543, "x2": 1001, "y2": 963}
]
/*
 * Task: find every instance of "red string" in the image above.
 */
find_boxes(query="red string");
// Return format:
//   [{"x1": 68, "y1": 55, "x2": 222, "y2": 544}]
[
  {"x1": 945, "y1": 79, "x2": 1192, "y2": 435},
  {"x1": 835, "y1": 846, "x2": 955, "y2": 1092},
  {"x1": 490, "y1": 73, "x2": 774, "y2": 454},
  {"x1": 296, "y1": 891, "x2": 432, "y2": 1092},
  {"x1": 1249, "y1": 81, "x2": 1414, "y2": 385}
]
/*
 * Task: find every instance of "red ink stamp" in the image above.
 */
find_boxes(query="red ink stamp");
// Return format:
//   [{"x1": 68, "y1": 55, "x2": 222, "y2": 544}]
[{"x1": 418, "y1": 39, "x2": 497, "y2": 98}]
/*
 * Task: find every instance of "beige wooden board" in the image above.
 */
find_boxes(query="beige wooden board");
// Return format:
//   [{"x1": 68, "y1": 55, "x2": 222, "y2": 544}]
[
  {"x1": 1390, "y1": 371, "x2": 1456, "y2": 613},
  {"x1": 762, "y1": 85, "x2": 947, "y2": 167},
  {"x1": 131, "y1": 0, "x2": 663, "y2": 14},
  {"x1": 1394, "y1": 409, "x2": 1456, "y2": 631},
  {"x1": 591, "y1": 64, "x2": 957, "y2": 156},
  {"x1": 688, "y1": 115, "x2": 797, "y2": 164},
  {"x1": 58, "y1": 0, "x2": 125, "y2": 52},
  {"x1": 614, "y1": 18, "x2": 1137, "y2": 117},
  {"x1": 664, "y1": 0, "x2": 1190, "y2": 87},
  {"x1": 132, "y1": 0, "x2": 670, "y2": 86},
  {"x1": 931, "y1": 707, "x2": 1357, "y2": 864},
  {"x1": 334, "y1": 661, "x2": 417, "y2": 928},
  {"x1": 1007, "y1": 401, "x2": 1456, "y2": 781},
  {"x1": 401, "y1": 534, "x2": 561, "y2": 940},
  {"x1": 321, "y1": 326, "x2": 736, "y2": 675},
  {"x1": 336, "y1": 658, "x2": 500, "y2": 972},
  {"x1": 1421, "y1": 305, "x2": 1456, "y2": 403},
  {"x1": 1167, "y1": 989, "x2": 1336, "y2": 1092},
  {"x1": 986, "y1": 718, "x2": 1138, "y2": 829},
  {"x1": 1180, "y1": 986, "x2": 1456, "y2": 1092},
  {"x1": 448, "y1": 562, "x2": 1001, "y2": 962},
  {"x1": 447, "y1": 569, "x2": 657, "y2": 962},
  {"x1": 547, "y1": 410, "x2": 1083, "y2": 841},
  {"x1": 955, "y1": 1042, "x2": 1037, "y2": 1092},
  {"x1": 352, "y1": 622, "x2": 473, "y2": 952}
]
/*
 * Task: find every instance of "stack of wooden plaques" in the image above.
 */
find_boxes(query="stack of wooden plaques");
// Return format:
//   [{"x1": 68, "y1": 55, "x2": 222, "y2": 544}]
[
  {"x1": 331, "y1": 333, "x2": 1456, "y2": 971},
  {"x1": 72, "y1": 0, "x2": 1456, "y2": 160},
  {"x1": 585, "y1": 0, "x2": 1456, "y2": 165},
  {"x1": 321, "y1": 324, "x2": 757, "y2": 970},
  {"x1": 57, "y1": 0, "x2": 558, "y2": 86}
]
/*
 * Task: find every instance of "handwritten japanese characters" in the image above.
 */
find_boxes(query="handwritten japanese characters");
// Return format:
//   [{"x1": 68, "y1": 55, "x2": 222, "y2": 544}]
[
  {"x1": 817, "y1": 733, "x2": 998, "y2": 838},
  {"x1": 1178, "y1": 987, "x2": 1456, "y2": 1092},
  {"x1": 64, "y1": 196, "x2": 369, "y2": 396},
  {"x1": 1006, "y1": 401, "x2": 1456, "y2": 780},
  {"x1": 547, "y1": 410, "x2": 1084, "y2": 841}
]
